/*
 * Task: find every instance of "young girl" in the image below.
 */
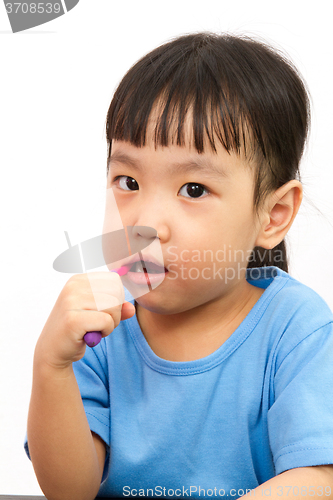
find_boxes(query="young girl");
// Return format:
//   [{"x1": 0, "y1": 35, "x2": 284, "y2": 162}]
[{"x1": 25, "y1": 33, "x2": 333, "y2": 500}]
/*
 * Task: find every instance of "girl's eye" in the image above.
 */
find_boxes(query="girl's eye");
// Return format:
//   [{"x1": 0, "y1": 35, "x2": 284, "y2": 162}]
[
  {"x1": 116, "y1": 176, "x2": 139, "y2": 191},
  {"x1": 178, "y1": 183, "x2": 209, "y2": 199}
]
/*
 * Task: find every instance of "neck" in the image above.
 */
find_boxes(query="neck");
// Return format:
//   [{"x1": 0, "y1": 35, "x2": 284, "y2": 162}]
[{"x1": 135, "y1": 279, "x2": 265, "y2": 362}]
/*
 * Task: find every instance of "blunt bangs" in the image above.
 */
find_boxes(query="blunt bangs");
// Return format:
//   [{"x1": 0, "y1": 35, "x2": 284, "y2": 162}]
[
  {"x1": 106, "y1": 34, "x2": 260, "y2": 159},
  {"x1": 106, "y1": 32, "x2": 309, "y2": 174},
  {"x1": 107, "y1": 54, "x2": 254, "y2": 157}
]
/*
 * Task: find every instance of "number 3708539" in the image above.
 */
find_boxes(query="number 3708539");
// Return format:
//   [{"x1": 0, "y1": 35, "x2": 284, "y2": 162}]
[{"x1": 5, "y1": 3, "x2": 61, "y2": 14}]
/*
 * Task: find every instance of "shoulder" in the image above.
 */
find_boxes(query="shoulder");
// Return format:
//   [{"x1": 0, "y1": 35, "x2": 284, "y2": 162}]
[
  {"x1": 248, "y1": 266, "x2": 333, "y2": 360},
  {"x1": 273, "y1": 267, "x2": 333, "y2": 332},
  {"x1": 249, "y1": 266, "x2": 333, "y2": 328},
  {"x1": 254, "y1": 267, "x2": 333, "y2": 375}
]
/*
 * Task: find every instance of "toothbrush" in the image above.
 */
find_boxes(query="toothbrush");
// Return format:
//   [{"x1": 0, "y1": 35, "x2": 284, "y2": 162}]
[{"x1": 84, "y1": 264, "x2": 131, "y2": 347}]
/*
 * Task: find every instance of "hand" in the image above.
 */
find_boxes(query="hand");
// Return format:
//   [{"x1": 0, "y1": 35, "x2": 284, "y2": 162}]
[{"x1": 34, "y1": 272, "x2": 135, "y2": 370}]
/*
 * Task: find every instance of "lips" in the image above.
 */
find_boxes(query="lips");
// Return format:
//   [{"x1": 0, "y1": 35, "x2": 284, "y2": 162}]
[
  {"x1": 122, "y1": 253, "x2": 168, "y2": 287},
  {"x1": 122, "y1": 253, "x2": 168, "y2": 274}
]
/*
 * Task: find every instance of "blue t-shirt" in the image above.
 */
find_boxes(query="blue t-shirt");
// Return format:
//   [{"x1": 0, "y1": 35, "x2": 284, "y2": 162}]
[{"x1": 25, "y1": 267, "x2": 333, "y2": 498}]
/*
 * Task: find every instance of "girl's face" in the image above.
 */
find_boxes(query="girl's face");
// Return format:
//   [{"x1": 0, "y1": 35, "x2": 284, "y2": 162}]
[{"x1": 105, "y1": 137, "x2": 263, "y2": 315}]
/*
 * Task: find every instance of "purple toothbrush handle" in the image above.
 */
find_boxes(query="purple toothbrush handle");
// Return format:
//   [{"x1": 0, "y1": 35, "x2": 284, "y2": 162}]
[{"x1": 84, "y1": 331, "x2": 102, "y2": 348}]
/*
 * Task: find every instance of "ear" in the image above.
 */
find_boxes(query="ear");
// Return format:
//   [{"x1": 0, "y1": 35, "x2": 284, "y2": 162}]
[{"x1": 255, "y1": 180, "x2": 303, "y2": 250}]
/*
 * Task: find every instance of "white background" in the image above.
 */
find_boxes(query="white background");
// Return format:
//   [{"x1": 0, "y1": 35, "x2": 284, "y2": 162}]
[{"x1": 0, "y1": 0, "x2": 332, "y2": 495}]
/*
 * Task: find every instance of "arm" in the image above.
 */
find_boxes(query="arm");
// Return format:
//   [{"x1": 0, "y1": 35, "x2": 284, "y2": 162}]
[
  {"x1": 27, "y1": 362, "x2": 106, "y2": 500},
  {"x1": 242, "y1": 466, "x2": 333, "y2": 500},
  {"x1": 27, "y1": 273, "x2": 135, "y2": 500}
]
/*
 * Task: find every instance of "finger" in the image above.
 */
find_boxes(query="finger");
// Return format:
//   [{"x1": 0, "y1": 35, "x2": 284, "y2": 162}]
[
  {"x1": 120, "y1": 301, "x2": 136, "y2": 321},
  {"x1": 86, "y1": 272, "x2": 125, "y2": 312},
  {"x1": 64, "y1": 309, "x2": 115, "y2": 339}
]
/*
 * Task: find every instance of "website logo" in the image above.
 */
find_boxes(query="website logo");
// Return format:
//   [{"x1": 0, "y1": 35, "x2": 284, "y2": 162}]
[{"x1": 4, "y1": 0, "x2": 80, "y2": 33}]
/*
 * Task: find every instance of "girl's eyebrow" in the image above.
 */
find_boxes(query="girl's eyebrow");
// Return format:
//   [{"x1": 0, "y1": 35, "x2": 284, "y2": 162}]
[{"x1": 109, "y1": 151, "x2": 229, "y2": 179}]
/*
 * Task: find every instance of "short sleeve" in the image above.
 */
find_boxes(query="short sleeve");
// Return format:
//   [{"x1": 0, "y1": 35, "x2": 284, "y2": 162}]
[
  {"x1": 268, "y1": 321, "x2": 333, "y2": 474},
  {"x1": 72, "y1": 342, "x2": 111, "y2": 482}
]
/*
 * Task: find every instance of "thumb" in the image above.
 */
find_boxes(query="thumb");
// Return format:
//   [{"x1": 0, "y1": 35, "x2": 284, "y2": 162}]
[{"x1": 120, "y1": 301, "x2": 136, "y2": 321}]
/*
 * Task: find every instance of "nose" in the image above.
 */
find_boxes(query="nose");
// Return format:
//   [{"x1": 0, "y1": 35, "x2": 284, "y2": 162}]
[
  {"x1": 131, "y1": 195, "x2": 171, "y2": 243},
  {"x1": 126, "y1": 225, "x2": 158, "y2": 254},
  {"x1": 130, "y1": 225, "x2": 157, "y2": 240}
]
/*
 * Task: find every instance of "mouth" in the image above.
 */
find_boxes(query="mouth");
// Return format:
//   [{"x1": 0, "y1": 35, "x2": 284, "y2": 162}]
[
  {"x1": 129, "y1": 260, "x2": 166, "y2": 274},
  {"x1": 124, "y1": 255, "x2": 168, "y2": 288}
]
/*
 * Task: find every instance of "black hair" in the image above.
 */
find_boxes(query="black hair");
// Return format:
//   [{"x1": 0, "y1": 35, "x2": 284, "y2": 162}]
[{"x1": 106, "y1": 32, "x2": 311, "y2": 272}]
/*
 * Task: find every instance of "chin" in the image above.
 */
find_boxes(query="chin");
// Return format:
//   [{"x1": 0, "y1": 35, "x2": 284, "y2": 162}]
[{"x1": 134, "y1": 293, "x2": 181, "y2": 315}]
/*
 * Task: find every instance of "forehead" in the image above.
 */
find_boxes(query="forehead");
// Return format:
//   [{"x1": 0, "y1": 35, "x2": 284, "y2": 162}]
[
  {"x1": 143, "y1": 99, "x2": 255, "y2": 162},
  {"x1": 109, "y1": 101, "x2": 257, "y2": 180},
  {"x1": 109, "y1": 139, "x2": 255, "y2": 185}
]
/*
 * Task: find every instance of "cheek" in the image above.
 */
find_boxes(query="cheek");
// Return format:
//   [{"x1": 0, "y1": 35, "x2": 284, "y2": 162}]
[
  {"x1": 103, "y1": 188, "x2": 127, "y2": 232},
  {"x1": 222, "y1": 193, "x2": 256, "y2": 239}
]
